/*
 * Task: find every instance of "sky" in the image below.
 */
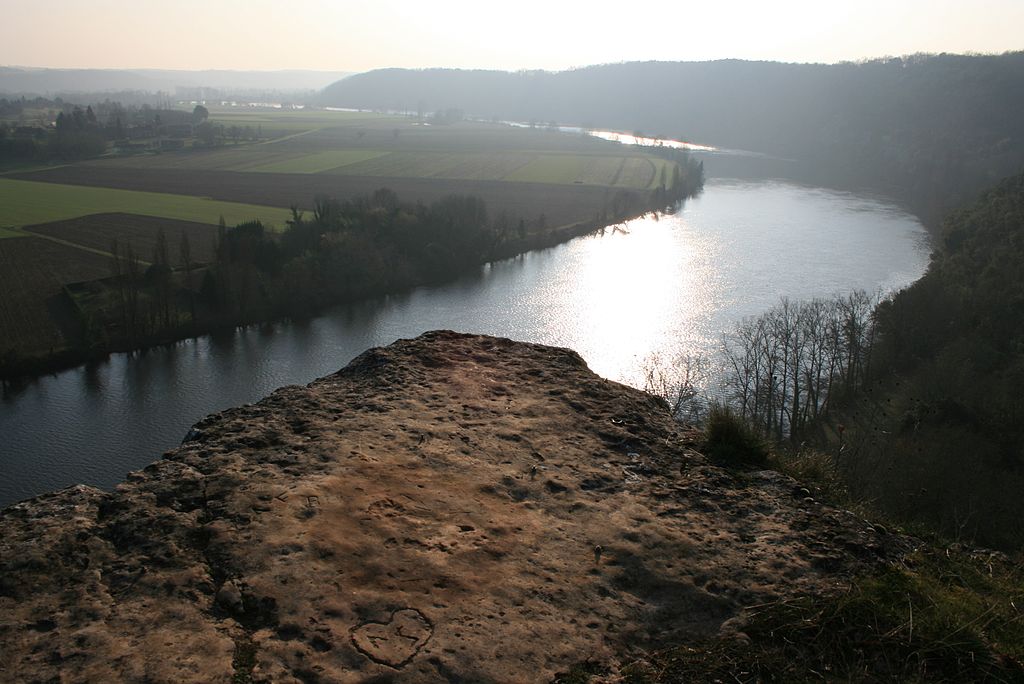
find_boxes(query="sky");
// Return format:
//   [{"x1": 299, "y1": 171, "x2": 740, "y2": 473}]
[{"x1": 2, "y1": 0, "x2": 1022, "y2": 72}]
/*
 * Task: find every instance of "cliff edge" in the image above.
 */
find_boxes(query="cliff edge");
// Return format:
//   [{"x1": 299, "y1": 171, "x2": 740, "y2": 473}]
[{"x1": 0, "y1": 331, "x2": 909, "y2": 682}]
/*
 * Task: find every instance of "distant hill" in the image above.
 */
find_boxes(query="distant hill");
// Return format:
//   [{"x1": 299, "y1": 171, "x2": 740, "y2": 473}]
[
  {"x1": 321, "y1": 54, "x2": 1024, "y2": 224},
  {"x1": 0, "y1": 67, "x2": 352, "y2": 96}
]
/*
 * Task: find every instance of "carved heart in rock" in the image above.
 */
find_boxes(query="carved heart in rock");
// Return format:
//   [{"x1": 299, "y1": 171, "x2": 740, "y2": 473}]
[{"x1": 351, "y1": 608, "x2": 433, "y2": 668}]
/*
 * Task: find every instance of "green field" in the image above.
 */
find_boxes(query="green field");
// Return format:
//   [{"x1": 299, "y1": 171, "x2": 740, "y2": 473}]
[
  {"x1": 0, "y1": 226, "x2": 23, "y2": 239},
  {"x1": 645, "y1": 158, "x2": 677, "y2": 190},
  {"x1": 202, "y1": 106, "x2": 398, "y2": 137},
  {"x1": 90, "y1": 145, "x2": 668, "y2": 188},
  {"x1": 248, "y1": 149, "x2": 389, "y2": 173},
  {"x1": 0, "y1": 179, "x2": 294, "y2": 228},
  {"x1": 86, "y1": 145, "x2": 316, "y2": 171}
]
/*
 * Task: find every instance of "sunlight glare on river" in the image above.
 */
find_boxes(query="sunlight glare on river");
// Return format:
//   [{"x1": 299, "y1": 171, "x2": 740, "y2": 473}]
[{"x1": 566, "y1": 217, "x2": 718, "y2": 384}]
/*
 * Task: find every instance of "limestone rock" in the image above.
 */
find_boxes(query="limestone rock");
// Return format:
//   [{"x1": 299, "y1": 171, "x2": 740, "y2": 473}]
[{"x1": 0, "y1": 331, "x2": 912, "y2": 682}]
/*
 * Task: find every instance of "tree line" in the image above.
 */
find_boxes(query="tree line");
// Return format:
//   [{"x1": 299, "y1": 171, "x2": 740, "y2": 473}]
[
  {"x1": 721, "y1": 291, "x2": 876, "y2": 443},
  {"x1": 80, "y1": 189, "x2": 518, "y2": 352},
  {"x1": 0, "y1": 97, "x2": 255, "y2": 162},
  {"x1": 832, "y1": 170, "x2": 1024, "y2": 550}
]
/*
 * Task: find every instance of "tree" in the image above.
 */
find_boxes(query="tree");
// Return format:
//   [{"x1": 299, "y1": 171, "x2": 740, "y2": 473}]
[
  {"x1": 149, "y1": 228, "x2": 174, "y2": 330},
  {"x1": 180, "y1": 231, "x2": 196, "y2": 325},
  {"x1": 642, "y1": 352, "x2": 709, "y2": 422},
  {"x1": 191, "y1": 104, "x2": 209, "y2": 124},
  {"x1": 116, "y1": 240, "x2": 143, "y2": 342},
  {"x1": 196, "y1": 121, "x2": 217, "y2": 145}
]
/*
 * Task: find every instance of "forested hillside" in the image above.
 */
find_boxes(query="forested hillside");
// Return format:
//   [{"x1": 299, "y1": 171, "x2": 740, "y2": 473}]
[
  {"x1": 322, "y1": 54, "x2": 1024, "y2": 225},
  {"x1": 829, "y1": 171, "x2": 1024, "y2": 549}
]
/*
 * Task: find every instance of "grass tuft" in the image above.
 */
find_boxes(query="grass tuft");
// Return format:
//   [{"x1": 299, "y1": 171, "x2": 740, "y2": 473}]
[
  {"x1": 622, "y1": 547, "x2": 1024, "y2": 683},
  {"x1": 703, "y1": 404, "x2": 770, "y2": 469}
]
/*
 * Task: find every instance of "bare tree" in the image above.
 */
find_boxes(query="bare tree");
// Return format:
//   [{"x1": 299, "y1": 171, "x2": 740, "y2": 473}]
[
  {"x1": 641, "y1": 352, "x2": 710, "y2": 423},
  {"x1": 721, "y1": 291, "x2": 878, "y2": 442}
]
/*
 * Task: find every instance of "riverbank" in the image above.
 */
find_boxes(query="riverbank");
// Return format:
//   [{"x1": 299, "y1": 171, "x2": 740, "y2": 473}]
[{"x1": 0, "y1": 205, "x2": 652, "y2": 384}]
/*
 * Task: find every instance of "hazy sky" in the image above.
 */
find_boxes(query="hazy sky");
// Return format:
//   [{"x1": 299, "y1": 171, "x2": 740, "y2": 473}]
[{"x1": 3, "y1": 0, "x2": 1022, "y2": 72}]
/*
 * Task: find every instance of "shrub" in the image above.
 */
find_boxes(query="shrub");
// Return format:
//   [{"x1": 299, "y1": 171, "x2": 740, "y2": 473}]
[{"x1": 703, "y1": 403, "x2": 769, "y2": 468}]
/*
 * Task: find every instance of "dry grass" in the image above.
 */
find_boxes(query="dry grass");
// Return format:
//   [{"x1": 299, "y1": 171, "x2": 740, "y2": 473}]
[{"x1": 621, "y1": 547, "x2": 1024, "y2": 683}]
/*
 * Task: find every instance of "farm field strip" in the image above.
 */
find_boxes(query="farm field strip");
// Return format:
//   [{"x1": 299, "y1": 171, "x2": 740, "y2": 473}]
[
  {"x1": 0, "y1": 179, "x2": 294, "y2": 229},
  {"x1": 0, "y1": 245, "x2": 65, "y2": 352},
  {"x1": 250, "y1": 150, "x2": 389, "y2": 174},
  {"x1": 329, "y1": 150, "x2": 665, "y2": 188},
  {"x1": 503, "y1": 154, "x2": 585, "y2": 184},
  {"x1": 576, "y1": 157, "x2": 634, "y2": 186},
  {"x1": 647, "y1": 158, "x2": 674, "y2": 189},
  {"x1": 89, "y1": 146, "x2": 309, "y2": 171},
  {"x1": 13, "y1": 165, "x2": 620, "y2": 228},
  {"x1": 25, "y1": 214, "x2": 217, "y2": 266},
  {"x1": 202, "y1": 109, "x2": 398, "y2": 137},
  {"x1": 0, "y1": 236, "x2": 114, "y2": 354},
  {"x1": 21, "y1": 230, "x2": 132, "y2": 262},
  {"x1": 332, "y1": 150, "x2": 531, "y2": 180},
  {"x1": 208, "y1": 108, "x2": 387, "y2": 125},
  {"x1": 616, "y1": 157, "x2": 658, "y2": 189},
  {"x1": 0, "y1": 226, "x2": 24, "y2": 238},
  {"x1": 503, "y1": 154, "x2": 659, "y2": 188},
  {"x1": 77, "y1": 118, "x2": 671, "y2": 190},
  {"x1": 253, "y1": 128, "x2": 324, "y2": 145}
]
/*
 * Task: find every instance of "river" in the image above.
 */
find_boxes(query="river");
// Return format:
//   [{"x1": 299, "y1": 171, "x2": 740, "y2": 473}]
[{"x1": 0, "y1": 177, "x2": 930, "y2": 506}]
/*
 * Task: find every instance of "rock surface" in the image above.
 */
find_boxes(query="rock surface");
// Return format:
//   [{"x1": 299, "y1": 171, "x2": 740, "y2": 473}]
[{"x1": 0, "y1": 331, "x2": 911, "y2": 682}]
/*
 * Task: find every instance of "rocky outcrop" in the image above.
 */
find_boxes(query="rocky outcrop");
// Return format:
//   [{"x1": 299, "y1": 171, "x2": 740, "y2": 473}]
[{"x1": 0, "y1": 331, "x2": 910, "y2": 682}]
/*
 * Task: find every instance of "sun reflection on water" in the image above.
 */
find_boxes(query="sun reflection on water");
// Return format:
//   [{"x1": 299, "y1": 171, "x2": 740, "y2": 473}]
[{"x1": 564, "y1": 215, "x2": 716, "y2": 386}]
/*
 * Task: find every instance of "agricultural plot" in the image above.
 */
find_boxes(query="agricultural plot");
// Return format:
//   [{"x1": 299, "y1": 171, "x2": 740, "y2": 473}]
[
  {"x1": 0, "y1": 236, "x2": 112, "y2": 355},
  {"x1": 87, "y1": 146, "x2": 302, "y2": 171},
  {"x1": 333, "y1": 151, "x2": 534, "y2": 180},
  {"x1": 25, "y1": 214, "x2": 218, "y2": 265},
  {"x1": 645, "y1": 158, "x2": 678, "y2": 189},
  {"x1": 83, "y1": 118, "x2": 670, "y2": 190},
  {"x1": 612, "y1": 157, "x2": 651, "y2": 189},
  {"x1": 504, "y1": 154, "x2": 629, "y2": 186},
  {"x1": 296, "y1": 119, "x2": 654, "y2": 155},
  {"x1": 0, "y1": 227, "x2": 23, "y2": 238},
  {"x1": 13, "y1": 166, "x2": 616, "y2": 229},
  {"x1": 10, "y1": 119, "x2": 674, "y2": 236},
  {"x1": 503, "y1": 154, "x2": 583, "y2": 184},
  {"x1": 0, "y1": 179, "x2": 293, "y2": 229},
  {"x1": 205, "y1": 107, "x2": 392, "y2": 138},
  {"x1": 248, "y1": 150, "x2": 389, "y2": 174}
]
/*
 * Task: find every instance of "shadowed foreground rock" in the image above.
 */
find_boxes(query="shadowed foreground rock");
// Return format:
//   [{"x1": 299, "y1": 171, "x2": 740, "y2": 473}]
[{"x1": 0, "y1": 331, "x2": 911, "y2": 682}]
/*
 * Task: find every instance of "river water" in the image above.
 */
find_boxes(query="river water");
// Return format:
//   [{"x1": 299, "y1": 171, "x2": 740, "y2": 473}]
[{"x1": 0, "y1": 178, "x2": 931, "y2": 506}]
